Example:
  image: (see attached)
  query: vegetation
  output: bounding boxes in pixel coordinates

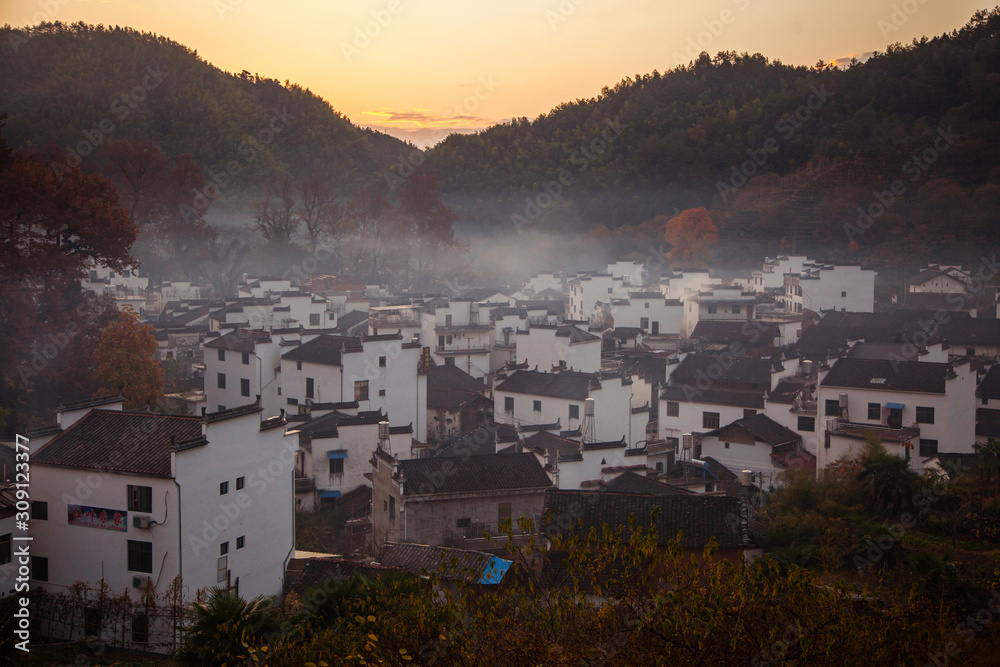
[92,305,164,409]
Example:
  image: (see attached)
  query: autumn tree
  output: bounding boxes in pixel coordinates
[398,169,458,288]
[0,120,137,431]
[663,206,718,265]
[93,306,164,409]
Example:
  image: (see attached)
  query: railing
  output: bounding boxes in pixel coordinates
[370,315,421,329]
[435,344,491,354]
[826,418,920,443]
[446,520,540,544]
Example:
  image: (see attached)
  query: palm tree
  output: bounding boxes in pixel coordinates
[177,589,281,666]
[973,438,1000,484]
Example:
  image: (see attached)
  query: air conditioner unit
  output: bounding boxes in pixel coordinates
[133,515,152,529]
[132,576,152,589]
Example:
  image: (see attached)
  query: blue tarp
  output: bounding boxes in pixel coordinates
[885,402,905,410]
[327,450,348,459]
[478,556,513,585]
[318,490,342,499]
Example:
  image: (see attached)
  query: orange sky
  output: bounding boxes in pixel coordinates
[2,0,992,147]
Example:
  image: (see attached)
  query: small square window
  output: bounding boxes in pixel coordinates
[309,313,320,326]
[31,501,48,521]
[220,481,229,495]
[221,542,229,556]
[329,458,344,475]
[297,361,302,371]
[916,406,935,424]
[379,389,386,397]
[128,485,152,513]
[868,403,881,420]
[825,400,840,417]
[354,380,369,402]
[456,518,471,528]
[241,378,250,397]
[743,409,757,419]
[569,404,580,420]
[217,373,226,389]
[242,352,250,365]
[237,536,245,549]
[919,439,939,457]
[703,412,720,429]
[533,400,542,412]
[127,541,152,573]
[666,401,679,417]
[236,476,245,490]
[732,305,741,314]
[707,305,717,314]
[218,349,225,362]
[504,396,514,414]
[724,442,730,449]
[798,416,815,432]
[379,356,387,367]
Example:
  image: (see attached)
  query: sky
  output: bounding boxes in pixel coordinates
[1,0,992,148]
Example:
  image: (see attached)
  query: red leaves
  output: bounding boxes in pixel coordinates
[663,206,719,264]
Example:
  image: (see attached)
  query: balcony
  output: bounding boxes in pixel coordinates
[370,314,421,329]
[443,520,539,547]
[826,418,920,443]
[436,344,491,355]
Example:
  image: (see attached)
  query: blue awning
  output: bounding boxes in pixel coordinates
[318,490,342,499]
[885,402,905,410]
[478,556,512,585]
[327,450,348,459]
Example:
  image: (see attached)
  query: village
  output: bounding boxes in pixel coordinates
[4,250,999,653]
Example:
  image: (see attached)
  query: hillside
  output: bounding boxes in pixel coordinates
[425,8,1000,256]
[0,22,411,203]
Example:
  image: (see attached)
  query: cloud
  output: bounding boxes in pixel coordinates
[363,124,486,150]
[826,51,875,68]
[361,109,499,130]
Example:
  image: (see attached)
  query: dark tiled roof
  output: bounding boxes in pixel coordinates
[335,310,369,334]
[670,354,772,387]
[821,358,956,394]
[603,471,693,496]
[542,490,750,549]
[59,393,123,412]
[523,431,581,460]
[281,334,364,366]
[495,370,593,400]
[767,380,811,405]
[705,413,800,446]
[690,321,779,344]
[434,425,499,458]
[978,365,1000,400]
[380,543,508,582]
[400,453,552,496]
[202,400,263,424]
[659,385,765,409]
[34,410,203,477]
[901,292,976,312]
[289,558,410,597]
[203,329,271,352]
[427,364,489,411]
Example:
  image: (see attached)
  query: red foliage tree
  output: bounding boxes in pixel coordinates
[663,206,718,265]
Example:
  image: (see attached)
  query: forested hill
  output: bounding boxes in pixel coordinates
[425,8,1000,253]
[0,22,411,198]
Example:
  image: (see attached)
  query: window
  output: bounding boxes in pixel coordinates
[498,502,512,524]
[666,401,679,417]
[916,406,935,424]
[444,357,455,366]
[798,416,816,432]
[703,412,720,429]
[241,378,250,397]
[644,302,650,309]
[841,291,847,297]
[85,608,102,636]
[128,486,152,513]
[354,380,369,402]
[329,458,344,475]
[132,614,149,644]
[31,556,48,581]
[533,400,542,412]
[218,349,225,362]
[287,398,298,406]
[305,378,314,399]
[984,397,989,406]
[607,287,613,294]
[744,409,757,419]
[0,534,9,565]
[919,439,939,457]
[217,556,228,583]
[389,497,396,521]
[825,400,841,417]
[640,317,649,330]
[724,442,730,449]
[379,356,387,367]
[868,402,881,420]
[504,396,514,414]
[31,501,48,521]
[221,481,230,496]
[655,462,663,472]
[242,352,250,365]
[127,541,153,573]
[218,405,226,412]
[967,348,976,358]
[378,389,386,397]
[456,518,471,528]
[707,305,717,314]
[236,476,245,490]
[221,542,229,556]
[445,314,453,327]
[296,361,302,371]
[732,305,741,314]
[309,313,320,326]
[237,536,245,549]
[217,373,226,389]
[569,404,580,420]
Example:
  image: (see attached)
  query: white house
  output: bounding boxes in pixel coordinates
[203,329,282,415]
[29,398,295,617]
[749,255,809,292]
[816,357,976,471]
[567,274,631,322]
[699,413,815,486]
[781,262,876,314]
[607,292,684,336]
[515,324,602,373]
[682,287,757,338]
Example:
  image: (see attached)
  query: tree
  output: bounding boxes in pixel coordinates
[346,187,393,278]
[973,438,1000,485]
[100,139,171,225]
[251,178,300,243]
[92,306,164,409]
[857,437,921,515]
[398,169,458,288]
[0,125,136,431]
[176,590,281,666]
[663,207,718,264]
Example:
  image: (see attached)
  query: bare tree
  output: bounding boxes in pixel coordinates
[297,178,338,252]
[251,178,299,243]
